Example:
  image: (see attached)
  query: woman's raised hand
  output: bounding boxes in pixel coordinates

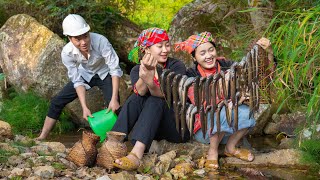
[141,53,157,70]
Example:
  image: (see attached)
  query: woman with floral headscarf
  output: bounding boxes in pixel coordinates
[175,32,271,170]
[111,28,189,170]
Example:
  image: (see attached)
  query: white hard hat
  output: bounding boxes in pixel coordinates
[62,14,90,36]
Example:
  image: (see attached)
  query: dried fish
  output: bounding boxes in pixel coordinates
[166,72,176,106]
[205,75,214,107]
[172,74,182,132]
[234,92,240,131]
[199,105,206,139]
[199,77,207,136]
[193,77,200,113]
[180,103,187,140]
[181,77,195,140]
[189,106,198,138]
[160,69,171,97]
[247,51,254,118]
[220,72,232,127]
[178,76,188,103]
[216,101,224,134]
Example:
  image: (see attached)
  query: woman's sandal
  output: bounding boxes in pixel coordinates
[113,152,141,171]
[224,148,254,162]
[204,159,219,170]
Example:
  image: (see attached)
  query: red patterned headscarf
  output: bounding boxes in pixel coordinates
[174,32,214,54]
[128,27,169,64]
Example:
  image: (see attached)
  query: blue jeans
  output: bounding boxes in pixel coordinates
[194,105,256,144]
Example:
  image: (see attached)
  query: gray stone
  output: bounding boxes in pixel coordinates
[33,165,55,179]
[264,122,278,135]
[41,142,66,153]
[223,149,305,167]
[7,155,23,166]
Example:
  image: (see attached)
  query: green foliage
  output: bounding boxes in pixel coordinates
[300,139,320,169]
[0,0,126,38]
[52,162,66,170]
[0,90,74,136]
[125,0,193,30]
[0,149,17,163]
[266,5,320,122]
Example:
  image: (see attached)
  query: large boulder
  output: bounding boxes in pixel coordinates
[0,14,68,98]
[0,14,132,125]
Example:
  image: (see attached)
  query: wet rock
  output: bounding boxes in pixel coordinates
[14,135,34,146]
[33,165,55,179]
[56,152,67,159]
[41,142,66,153]
[0,168,10,177]
[193,169,205,177]
[223,149,306,167]
[264,122,278,135]
[160,172,173,180]
[96,175,112,180]
[9,167,32,177]
[154,151,177,175]
[20,152,39,159]
[277,111,306,137]
[59,158,77,169]
[251,104,273,135]
[7,155,23,166]
[0,120,13,140]
[26,177,42,180]
[278,138,294,149]
[236,167,266,180]
[0,142,19,154]
[31,144,51,156]
[151,140,208,160]
[139,153,157,172]
[170,162,193,179]
[76,167,93,179]
[135,174,153,180]
[88,167,107,178]
[109,171,135,180]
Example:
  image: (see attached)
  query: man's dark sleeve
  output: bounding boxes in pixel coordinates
[130,65,140,85]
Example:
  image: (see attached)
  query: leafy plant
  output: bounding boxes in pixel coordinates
[0,90,74,136]
[0,149,17,163]
[299,139,320,171]
[125,0,193,30]
[266,5,320,123]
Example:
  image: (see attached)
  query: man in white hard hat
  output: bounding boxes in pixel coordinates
[36,14,123,140]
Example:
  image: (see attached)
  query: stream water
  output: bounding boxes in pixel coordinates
[48,132,319,180]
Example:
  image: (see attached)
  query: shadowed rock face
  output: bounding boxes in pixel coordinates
[168,0,253,67]
[0,14,132,125]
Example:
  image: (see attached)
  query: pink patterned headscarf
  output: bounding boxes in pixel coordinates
[128,28,169,63]
[174,32,214,54]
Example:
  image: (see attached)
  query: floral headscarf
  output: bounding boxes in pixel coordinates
[174,32,214,54]
[128,27,169,64]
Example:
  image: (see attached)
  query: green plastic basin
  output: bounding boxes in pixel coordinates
[88,110,117,142]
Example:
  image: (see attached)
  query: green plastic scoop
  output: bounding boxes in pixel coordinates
[88,109,117,142]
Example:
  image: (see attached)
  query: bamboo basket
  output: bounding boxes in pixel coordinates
[66,130,100,167]
[96,131,127,170]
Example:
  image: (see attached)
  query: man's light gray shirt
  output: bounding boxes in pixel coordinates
[61,32,123,89]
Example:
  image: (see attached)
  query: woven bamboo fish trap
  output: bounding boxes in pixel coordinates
[257,45,274,104]
[66,130,100,167]
[96,131,127,170]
